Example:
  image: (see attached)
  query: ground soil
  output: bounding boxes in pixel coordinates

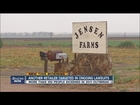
[0,67,116,92]
[1,37,139,92]
[1,63,139,92]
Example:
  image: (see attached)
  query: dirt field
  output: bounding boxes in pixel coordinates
[0,67,119,92]
[0,37,140,92]
[1,63,139,92]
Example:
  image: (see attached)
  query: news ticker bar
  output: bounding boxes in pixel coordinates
[11,76,114,84]
[25,80,113,84]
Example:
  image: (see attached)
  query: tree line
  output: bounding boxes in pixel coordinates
[1,32,54,37]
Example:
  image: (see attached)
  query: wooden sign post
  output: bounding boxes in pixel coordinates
[44,57,48,72]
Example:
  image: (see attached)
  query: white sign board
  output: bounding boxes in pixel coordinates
[72,21,107,53]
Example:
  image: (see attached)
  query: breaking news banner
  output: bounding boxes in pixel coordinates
[10,75,114,84]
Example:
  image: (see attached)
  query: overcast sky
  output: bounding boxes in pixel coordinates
[0,13,139,33]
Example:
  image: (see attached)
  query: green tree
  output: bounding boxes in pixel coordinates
[0,38,3,48]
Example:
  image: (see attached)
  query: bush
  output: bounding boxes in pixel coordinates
[38,43,43,46]
[0,38,3,48]
[117,41,135,48]
[136,45,140,48]
[134,66,140,70]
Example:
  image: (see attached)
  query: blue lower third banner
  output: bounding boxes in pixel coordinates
[11,76,25,84]
[10,76,114,84]
[25,76,114,84]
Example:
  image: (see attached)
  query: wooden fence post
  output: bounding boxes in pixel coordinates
[44,57,48,72]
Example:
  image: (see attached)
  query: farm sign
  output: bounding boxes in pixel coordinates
[72,21,107,53]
